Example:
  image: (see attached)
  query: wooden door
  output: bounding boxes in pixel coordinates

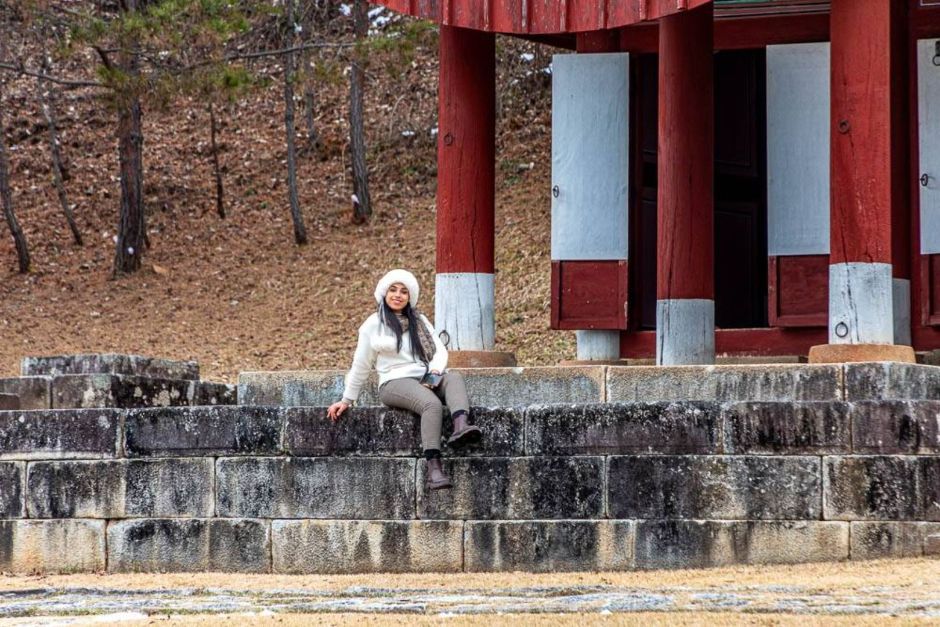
[632,50,768,330]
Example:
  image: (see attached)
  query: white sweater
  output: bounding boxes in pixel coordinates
[341,312,448,403]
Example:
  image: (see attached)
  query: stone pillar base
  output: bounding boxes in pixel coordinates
[808,343,916,364]
[447,351,517,368]
[560,359,634,366]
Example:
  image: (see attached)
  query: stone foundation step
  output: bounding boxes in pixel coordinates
[238,362,940,407]
[1,518,938,574]
[3,400,940,459]
[0,374,235,410]
[2,401,940,574]
[22,353,199,380]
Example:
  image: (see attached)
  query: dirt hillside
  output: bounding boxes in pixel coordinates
[0,9,575,382]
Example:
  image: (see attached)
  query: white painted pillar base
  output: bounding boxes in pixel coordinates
[434,273,495,351]
[656,299,715,366]
[828,262,894,344]
[575,330,621,361]
[892,278,912,346]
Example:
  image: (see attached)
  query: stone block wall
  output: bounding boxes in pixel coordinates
[239,362,940,407]
[1,401,939,574]
[0,354,235,410]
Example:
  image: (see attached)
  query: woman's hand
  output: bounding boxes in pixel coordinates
[327,401,350,422]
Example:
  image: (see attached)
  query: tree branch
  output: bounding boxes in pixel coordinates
[0,62,102,89]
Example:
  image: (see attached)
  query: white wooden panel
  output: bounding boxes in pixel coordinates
[767,42,830,257]
[918,39,940,254]
[551,53,630,261]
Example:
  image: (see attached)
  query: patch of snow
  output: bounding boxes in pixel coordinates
[520,53,535,62]
[401,130,416,137]
[339,3,351,16]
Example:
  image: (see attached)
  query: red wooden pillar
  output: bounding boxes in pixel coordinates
[435,26,501,357]
[823,0,910,357]
[656,4,715,365]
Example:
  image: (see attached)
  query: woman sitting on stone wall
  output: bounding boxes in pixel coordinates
[327,269,483,490]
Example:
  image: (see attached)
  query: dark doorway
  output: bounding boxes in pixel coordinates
[630,50,769,330]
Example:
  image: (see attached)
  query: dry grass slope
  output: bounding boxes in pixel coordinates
[0,14,575,382]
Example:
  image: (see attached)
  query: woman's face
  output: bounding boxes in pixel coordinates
[385,282,410,312]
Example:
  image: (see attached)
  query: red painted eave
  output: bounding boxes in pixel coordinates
[375,0,714,35]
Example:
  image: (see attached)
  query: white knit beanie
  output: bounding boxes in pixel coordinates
[374,269,420,307]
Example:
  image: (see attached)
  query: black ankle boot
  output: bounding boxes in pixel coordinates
[447,413,482,449]
[426,457,453,490]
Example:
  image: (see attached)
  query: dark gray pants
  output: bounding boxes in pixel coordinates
[378,371,470,451]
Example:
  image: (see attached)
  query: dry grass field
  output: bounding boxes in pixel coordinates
[1,559,938,624]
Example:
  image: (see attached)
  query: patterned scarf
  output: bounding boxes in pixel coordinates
[395,312,436,364]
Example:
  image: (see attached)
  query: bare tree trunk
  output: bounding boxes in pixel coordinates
[111,0,146,275]
[0,84,30,273]
[39,54,82,245]
[349,0,372,224]
[112,95,144,275]
[208,102,225,219]
[283,0,308,245]
[303,57,320,154]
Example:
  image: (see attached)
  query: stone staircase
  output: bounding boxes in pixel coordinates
[1,355,939,574]
[0,354,236,410]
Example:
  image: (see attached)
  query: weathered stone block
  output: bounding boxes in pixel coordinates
[724,402,852,454]
[417,457,604,520]
[743,521,849,565]
[607,364,843,403]
[844,363,940,400]
[852,401,940,454]
[633,520,738,570]
[125,406,281,457]
[0,520,105,574]
[51,374,198,409]
[0,377,50,410]
[23,353,199,380]
[238,370,380,407]
[464,520,635,572]
[0,393,19,410]
[195,382,237,406]
[526,402,723,456]
[0,409,120,460]
[27,459,214,518]
[0,462,24,518]
[920,457,940,521]
[238,367,606,408]
[461,367,606,406]
[824,456,920,520]
[272,520,462,574]
[927,534,940,556]
[609,456,821,520]
[108,519,269,573]
[285,406,419,456]
[634,520,848,570]
[850,522,940,559]
[216,457,415,519]
[442,408,524,457]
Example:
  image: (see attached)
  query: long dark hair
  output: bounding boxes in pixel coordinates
[379,301,429,364]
